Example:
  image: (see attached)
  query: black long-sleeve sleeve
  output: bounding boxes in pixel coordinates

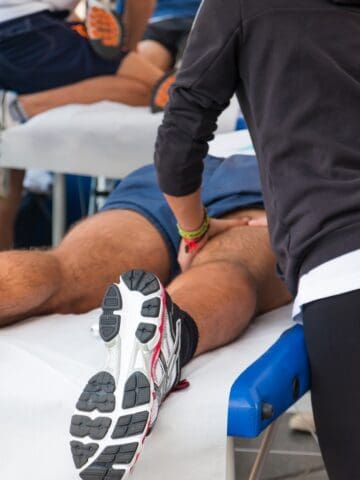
[154,0,243,196]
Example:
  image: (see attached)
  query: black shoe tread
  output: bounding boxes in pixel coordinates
[71,441,99,469]
[100,285,122,342]
[135,322,157,343]
[122,270,160,295]
[122,372,150,409]
[79,443,138,480]
[77,372,116,413]
[71,415,112,440]
[141,298,161,317]
[112,411,149,439]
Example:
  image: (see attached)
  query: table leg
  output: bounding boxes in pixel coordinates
[52,173,66,246]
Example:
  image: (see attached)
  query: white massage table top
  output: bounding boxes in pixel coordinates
[0,99,249,178]
[0,304,292,480]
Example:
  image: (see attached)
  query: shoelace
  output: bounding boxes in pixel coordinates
[163,379,190,403]
[172,379,190,391]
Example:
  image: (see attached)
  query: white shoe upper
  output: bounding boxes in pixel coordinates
[0,90,27,130]
[70,271,183,480]
[151,301,182,424]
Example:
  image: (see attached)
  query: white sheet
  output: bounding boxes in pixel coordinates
[0,101,278,480]
[0,304,292,480]
[0,99,241,178]
[209,130,255,158]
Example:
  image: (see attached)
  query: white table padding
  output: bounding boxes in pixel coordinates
[0,304,292,480]
[209,130,255,158]
[0,99,240,178]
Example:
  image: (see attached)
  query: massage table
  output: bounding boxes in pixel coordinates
[227,324,311,480]
[0,99,240,244]
[0,107,312,479]
[0,303,297,480]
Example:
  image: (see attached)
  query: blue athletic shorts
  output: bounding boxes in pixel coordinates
[102,154,264,274]
[0,11,122,94]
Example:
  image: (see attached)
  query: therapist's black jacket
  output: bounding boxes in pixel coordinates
[154,0,360,295]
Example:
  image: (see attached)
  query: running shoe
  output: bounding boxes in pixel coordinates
[0,90,27,197]
[288,412,316,435]
[70,269,183,480]
[86,0,125,61]
[0,90,27,131]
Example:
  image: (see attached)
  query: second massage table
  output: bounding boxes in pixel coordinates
[0,99,242,244]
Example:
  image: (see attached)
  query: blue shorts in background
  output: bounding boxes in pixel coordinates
[102,154,264,275]
[0,11,122,94]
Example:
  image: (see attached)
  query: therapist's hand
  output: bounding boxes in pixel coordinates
[248,214,268,227]
[178,217,250,272]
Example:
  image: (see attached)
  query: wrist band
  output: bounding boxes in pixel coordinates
[177,209,210,240]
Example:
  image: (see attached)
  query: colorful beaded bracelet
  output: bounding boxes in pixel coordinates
[177,209,210,240]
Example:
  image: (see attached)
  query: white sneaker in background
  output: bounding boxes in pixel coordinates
[0,90,28,198]
[0,90,27,130]
[289,412,316,434]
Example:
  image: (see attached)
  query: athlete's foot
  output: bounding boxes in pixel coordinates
[150,70,176,113]
[86,0,125,61]
[70,269,184,480]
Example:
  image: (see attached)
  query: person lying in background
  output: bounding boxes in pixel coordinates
[137,0,200,70]
[0,0,176,250]
[0,151,291,478]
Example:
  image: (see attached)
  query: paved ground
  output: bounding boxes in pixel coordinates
[234,413,328,479]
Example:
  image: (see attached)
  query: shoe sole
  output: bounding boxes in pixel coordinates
[70,270,166,480]
[86,0,124,61]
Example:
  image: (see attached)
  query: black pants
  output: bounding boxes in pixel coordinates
[303,290,360,479]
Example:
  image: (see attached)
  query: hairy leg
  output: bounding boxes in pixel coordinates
[20,52,165,118]
[0,169,24,251]
[0,210,171,326]
[168,208,292,355]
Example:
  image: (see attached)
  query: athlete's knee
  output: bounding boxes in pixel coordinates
[191,257,257,307]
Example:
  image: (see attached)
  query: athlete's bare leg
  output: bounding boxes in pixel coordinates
[168,209,291,355]
[0,207,291,357]
[0,169,25,251]
[0,210,171,325]
[19,52,165,118]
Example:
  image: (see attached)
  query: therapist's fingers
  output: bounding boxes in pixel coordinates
[207,217,250,239]
[248,215,268,227]
[178,235,208,272]
[178,217,250,272]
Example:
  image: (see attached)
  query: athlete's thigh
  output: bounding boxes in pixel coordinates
[55,209,172,286]
[192,208,292,313]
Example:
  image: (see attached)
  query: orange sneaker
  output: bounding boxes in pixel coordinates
[86,0,125,61]
[150,70,177,113]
